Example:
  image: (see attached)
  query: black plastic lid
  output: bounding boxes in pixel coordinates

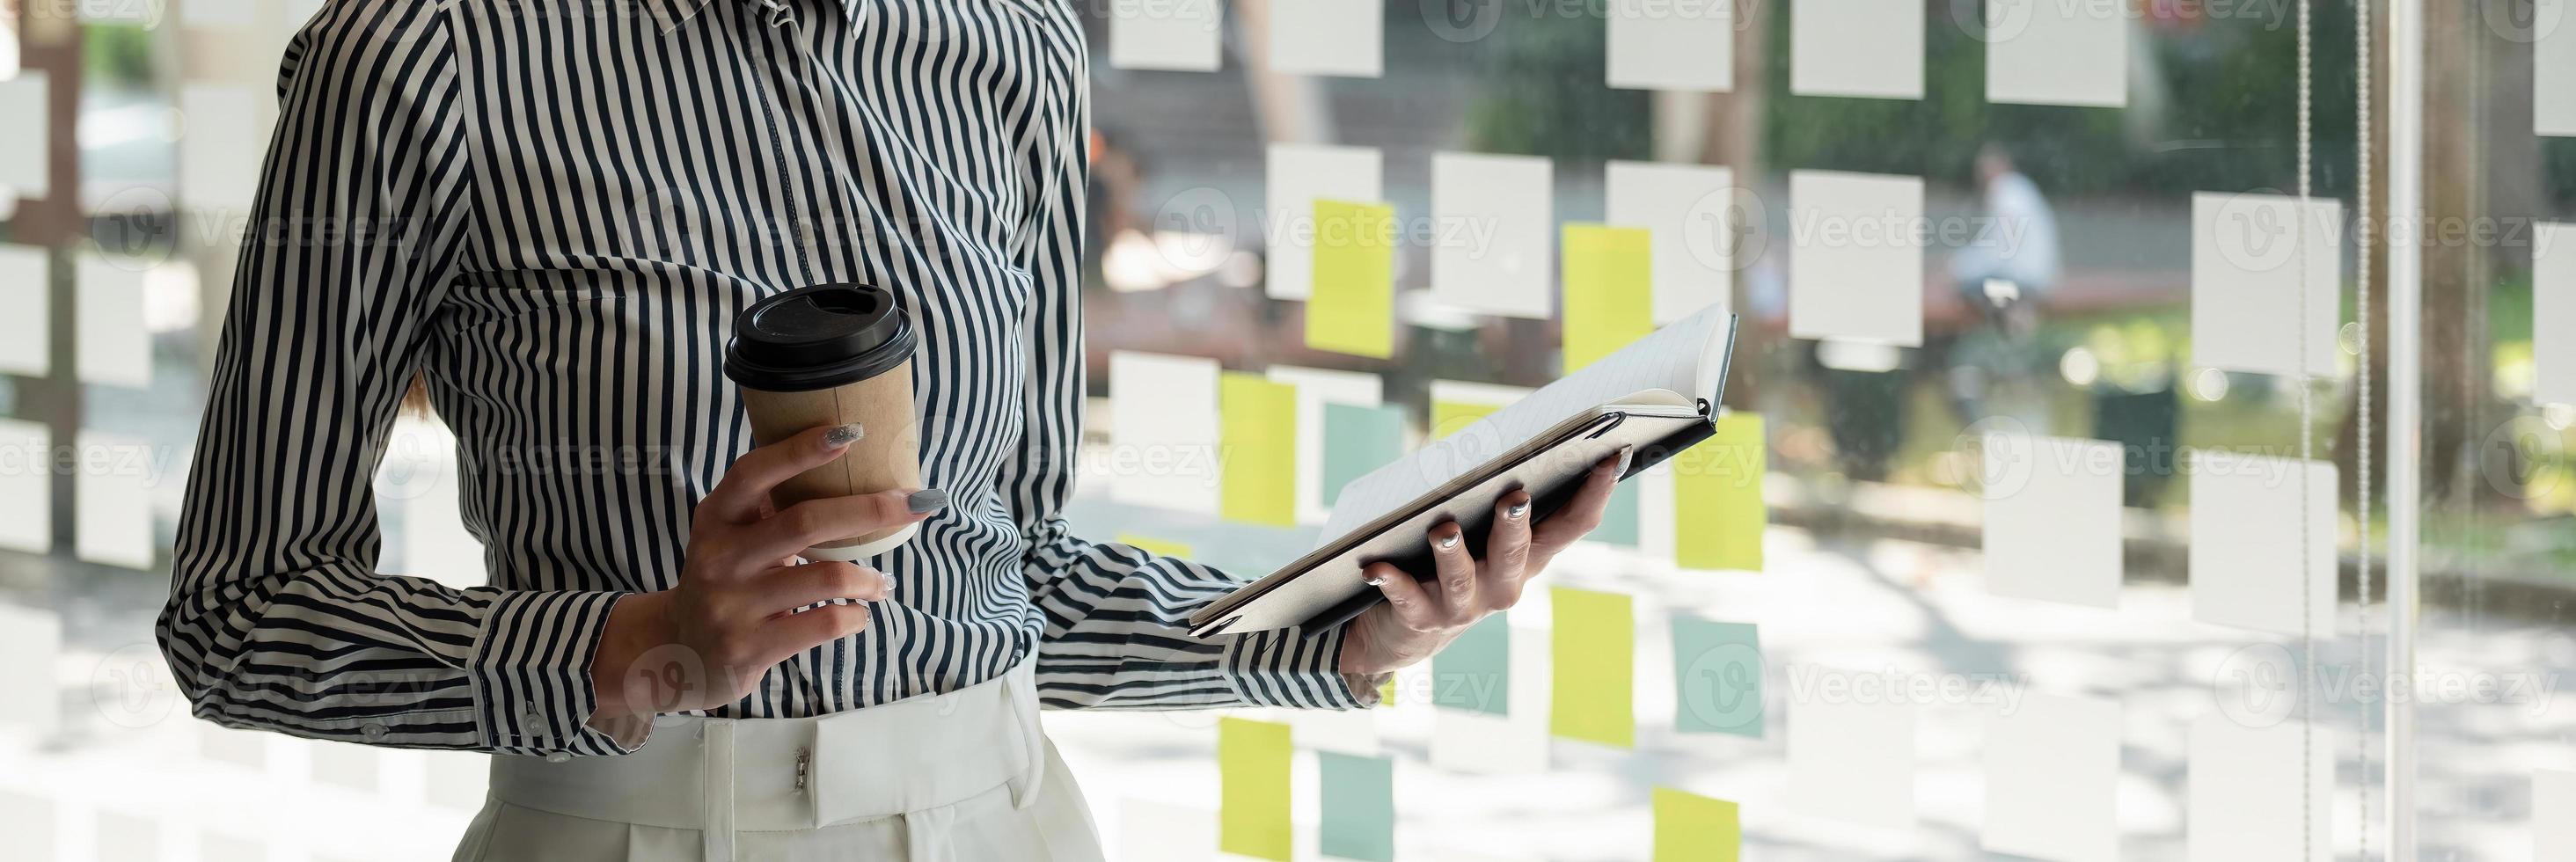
[723,283,918,391]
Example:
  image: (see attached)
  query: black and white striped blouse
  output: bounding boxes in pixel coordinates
[157,0,1356,758]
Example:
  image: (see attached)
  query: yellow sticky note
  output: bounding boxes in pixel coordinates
[1676,413,1765,572]
[1549,586,1635,748]
[1116,534,1194,559]
[1561,223,1654,370]
[1218,717,1294,861]
[1306,200,1397,359]
[1220,372,1298,527]
[1653,787,1742,862]
[1430,399,1500,440]
[1379,676,1398,706]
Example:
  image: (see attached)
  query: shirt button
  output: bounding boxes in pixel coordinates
[523,706,543,721]
[362,724,388,741]
[545,752,571,763]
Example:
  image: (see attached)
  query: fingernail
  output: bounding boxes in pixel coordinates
[879,571,900,594]
[1365,574,1386,587]
[1614,445,1636,476]
[906,488,949,514]
[1505,497,1530,521]
[824,423,865,448]
[1435,530,1460,551]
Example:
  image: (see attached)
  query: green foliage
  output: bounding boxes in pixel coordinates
[1458,11,1653,162]
[83,24,159,89]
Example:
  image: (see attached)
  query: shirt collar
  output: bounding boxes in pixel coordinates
[642,0,863,34]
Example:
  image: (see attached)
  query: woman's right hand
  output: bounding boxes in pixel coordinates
[587,424,933,728]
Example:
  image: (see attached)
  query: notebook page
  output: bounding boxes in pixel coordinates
[1319,303,1735,543]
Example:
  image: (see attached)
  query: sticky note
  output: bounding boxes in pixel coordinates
[1218,717,1293,861]
[1320,403,1406,509]
[1318,752,1396,862]
[1266,144,1382,300]
[1117,534,1195,559]
[77,255,152,388]
[1790,0,1923,99]
[2190,192,2341,377]
[1431,399,1500,441]
[1549,587,1634,748]
[0,72,49,201]
[1651,787,1741,862]
[2542,0,2576,135]
[1672,617,1761,737]
[2537,770,2576,858]
[2187,715,2331,862]
[96,812,159,862]
[1605,161,1738,325]
[1109,351,1221,512]
[0,602,62,738]
[1608,0,1733,91]
[200,833,267,862]
[1981,434,2123,608]
[0,420,49,555]
[1431,152,1553,318]
[0,245,48,376]
[77,432,155,570]
[1561,224,1654,370]
[1785,687,1915,830]
[2535,223,2574,405]
[1982,692,2120,862]
[1307,200,1397,359]
[1674,413,1764,572]
[1109,0,1221,71]
[1789,171,1925,347]
[1220,372,1299,527]
[1431,619,1550,773]
[181,85,266,212]
[1269,365,1387,522]
[0,793,55,862]
[1986,0,2128,106]
[1432,613,1511,715]
[1592,481,1641,547]
[2187,450,2337,638]
[1268,0,1381,77]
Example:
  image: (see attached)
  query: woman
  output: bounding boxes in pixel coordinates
[157,0,1621,859]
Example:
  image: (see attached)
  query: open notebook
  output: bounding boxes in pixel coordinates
[1185,304,1741,637]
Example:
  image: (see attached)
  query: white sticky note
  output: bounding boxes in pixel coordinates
[0,793,54,862]
[1983,691,2119,862]
[2190,192,2340,378]
[0,602,62,738]
[0,420,49,554]
[1785,679,1915,831]
[2188,715,2331,862]
[1109,0,1220,71]
[181,84,267,213]
[1982,435,2122,609]
[2536,223,2575,406]
[1607,0,1733,91]
[2541,0,2576,136]
[0,71,49,201]
[1109,351,1221,512]
[76,431,157,570]
[1985,0,2128,107]
[1264,365,1385,526]
[1430,152,1552,319]
[1118,798,1217,862]
[2537,770,2576,858]
[1606,161,1738,324]
[312,740,381,792]
[200,832,269,862]
[1264,143,1383,300]
[76,256,151,388]
[1789,170,1924,347]
[0,245,47,376]
[97,812,159,862]
[1790,0,1922,99]
[1268,0,1380,77]
[2188,451,2337,639]
[183,0,258,29]
[1428,620,1550,774]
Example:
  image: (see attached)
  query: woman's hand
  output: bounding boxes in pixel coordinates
[588,425,935,727]
[1338,448,1632,680]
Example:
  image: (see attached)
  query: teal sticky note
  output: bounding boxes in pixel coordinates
[1318,752,1396,862]
[1321,402,1407,507]
[1591,480,1641,547]
[1431,614,1510,715]
[1672,617,1763,737]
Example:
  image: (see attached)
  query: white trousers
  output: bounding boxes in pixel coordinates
[453,663,1104,862]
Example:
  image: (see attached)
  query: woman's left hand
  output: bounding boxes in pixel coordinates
[1338,448,1632,680]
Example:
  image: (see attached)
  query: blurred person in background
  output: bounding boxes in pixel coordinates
[1944,143,2062,433]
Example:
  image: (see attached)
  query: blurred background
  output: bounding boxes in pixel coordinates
[0,0,2572,859]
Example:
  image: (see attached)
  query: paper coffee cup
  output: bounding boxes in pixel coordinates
[723,284,925,561]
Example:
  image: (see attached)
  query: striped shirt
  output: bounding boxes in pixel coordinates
[157,0,1357,758]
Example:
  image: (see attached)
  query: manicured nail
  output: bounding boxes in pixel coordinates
[1365,574,1386,587]
[824,423,865,448]
[878,571,899,594]
[906,488,949,514]
[1435,530,1460,551]
[1505,497,1530,521]
[1614,445,1636,476]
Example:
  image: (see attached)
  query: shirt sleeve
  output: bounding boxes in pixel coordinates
[995,10,1363,712]
[156,0,634,756]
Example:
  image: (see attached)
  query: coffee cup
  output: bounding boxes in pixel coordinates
[723,283,924,561]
